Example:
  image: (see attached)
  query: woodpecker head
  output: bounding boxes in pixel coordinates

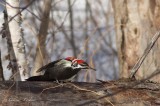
[71,59,96,71]
[64,57,76,62]
[57,57,76,68]
[59,57,96,71]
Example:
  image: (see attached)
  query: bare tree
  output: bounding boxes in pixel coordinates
[112,0,160,82]
[5,0,29,81]
[0,0,118,81]
[31,0,52,76]
[68,0,77,57]
[2,10,20,80]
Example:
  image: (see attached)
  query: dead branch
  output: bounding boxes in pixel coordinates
[130,31,160,78]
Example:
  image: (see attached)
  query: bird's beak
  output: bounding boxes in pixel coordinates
[81,66,96,71]
[88,66,96,71]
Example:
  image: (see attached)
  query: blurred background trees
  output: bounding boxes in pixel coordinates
[112,0,160,82]
[0,0,118,81]
[0,0,159,82]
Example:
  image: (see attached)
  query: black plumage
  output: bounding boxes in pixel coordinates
[26,59,80,81]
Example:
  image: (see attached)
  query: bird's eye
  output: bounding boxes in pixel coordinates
[72,61,78,67]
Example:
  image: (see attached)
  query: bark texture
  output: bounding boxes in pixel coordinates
[112,0,160,82]
[0,50,4,81]
[32,0,52,76]
[3,10,20,81]
[6,0,29,81]
[0,80,160,106]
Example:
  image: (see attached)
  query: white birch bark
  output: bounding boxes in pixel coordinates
[6,0,29,81]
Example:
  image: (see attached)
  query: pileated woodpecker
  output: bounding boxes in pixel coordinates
[26,57,95,81]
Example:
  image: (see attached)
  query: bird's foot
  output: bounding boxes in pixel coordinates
[55,80,64,87]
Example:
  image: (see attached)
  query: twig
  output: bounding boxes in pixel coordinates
[2,82,15,103]
[130,31,160,78]
[40,83,66,95]
[54,0,76,32]
[39,82,114,106]
[67,83,114,106]
[4,0,35,22]
[79,69,160,106]
[0,0,35,35]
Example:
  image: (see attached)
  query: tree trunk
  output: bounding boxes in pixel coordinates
[0,80,160,106]
[68,0,77,57]
[112,0,160,82]
[6,0,29,81]
[31,0,52,76]
[3,10,20,81]
[0,50,4,81]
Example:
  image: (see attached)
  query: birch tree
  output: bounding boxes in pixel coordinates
[6,0,29,81]
[0,50,4,81]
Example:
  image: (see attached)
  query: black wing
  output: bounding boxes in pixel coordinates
[36,59,62,72]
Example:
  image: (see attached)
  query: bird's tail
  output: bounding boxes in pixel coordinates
[26,75,46,81]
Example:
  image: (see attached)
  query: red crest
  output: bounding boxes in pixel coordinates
[65,57,76,61]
